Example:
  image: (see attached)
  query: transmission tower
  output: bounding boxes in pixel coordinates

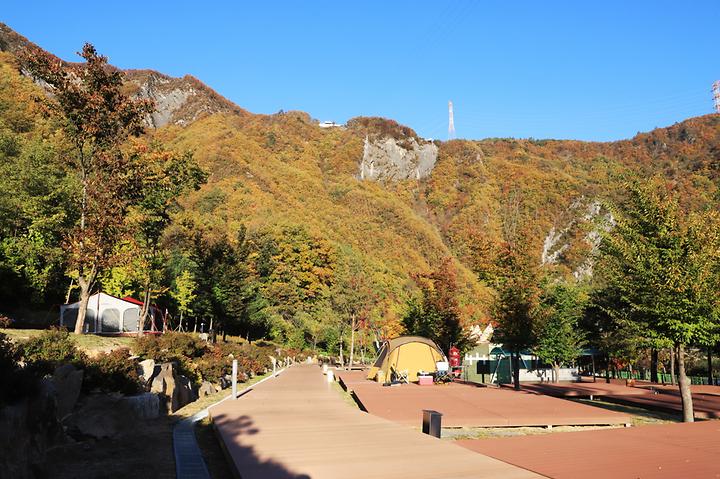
[713,81,720,113]
[448,101,455,140]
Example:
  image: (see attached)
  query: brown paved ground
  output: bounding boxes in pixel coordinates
[209,365,541,479]
[503,379,720,419]
[603,392,720,419]
[635,383,720,396]
[457,420,720,479]
[337,370,631,427]
[516,379,651,398]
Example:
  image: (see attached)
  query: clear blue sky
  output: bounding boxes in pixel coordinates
[3,1,719,141]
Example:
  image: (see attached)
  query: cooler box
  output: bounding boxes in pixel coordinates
[418,375,433,386]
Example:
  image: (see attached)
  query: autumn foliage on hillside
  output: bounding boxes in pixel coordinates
[1,37,720,355]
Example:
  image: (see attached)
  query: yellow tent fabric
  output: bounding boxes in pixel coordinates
[367,336,447,383]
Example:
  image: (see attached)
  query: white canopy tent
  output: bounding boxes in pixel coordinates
[60,292,162,334]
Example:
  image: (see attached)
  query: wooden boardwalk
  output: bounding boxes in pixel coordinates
[209,365,540,479]
[338,370,631,428]
[457,420,720,479]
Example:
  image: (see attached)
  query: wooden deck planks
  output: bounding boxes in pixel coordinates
[209,365,541,479]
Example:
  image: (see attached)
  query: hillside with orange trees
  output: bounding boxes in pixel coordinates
[1,22,719,340]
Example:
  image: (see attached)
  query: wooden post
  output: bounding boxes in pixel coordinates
[232,359,238,399]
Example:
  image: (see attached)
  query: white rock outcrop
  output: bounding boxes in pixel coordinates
[359,136,438,181]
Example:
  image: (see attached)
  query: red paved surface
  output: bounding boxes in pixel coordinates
[337,370,631,427]
[502,379,720,419]
[457,420,720,479]
[603,392,720,419]
[209,365,540,479]
[516,379,651,398]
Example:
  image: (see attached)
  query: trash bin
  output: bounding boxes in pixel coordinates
[422,409,442,438]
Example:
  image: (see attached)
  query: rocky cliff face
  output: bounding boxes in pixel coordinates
[541,198,614,279]
[0,23,241,129]
[358,135,438,181]
[124,70,242,128]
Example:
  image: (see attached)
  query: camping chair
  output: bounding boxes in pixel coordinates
[435,361,451,383]
[391,366,409,384]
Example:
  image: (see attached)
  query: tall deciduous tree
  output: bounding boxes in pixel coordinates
[535,281,586,382]
[492,241,542,390]
[402,258,470,354]
[599,178,720,422]
[129,144,206,335]
[22,44,153,334]
[170,269,197,328]
[331,248,376,369]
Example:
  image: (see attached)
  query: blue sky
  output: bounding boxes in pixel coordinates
[3,1,719,141]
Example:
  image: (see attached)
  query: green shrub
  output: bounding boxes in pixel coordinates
[195,341,269,384]
[83,348,142,395]
[0,333,37,405]
[133,332,206,361]
[132,333,206,385]
[20,328,86,375]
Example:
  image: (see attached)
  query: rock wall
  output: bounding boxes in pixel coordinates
[358,136,438,181]
[541,198,614,279]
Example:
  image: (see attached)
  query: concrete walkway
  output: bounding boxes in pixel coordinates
[209,365,541,479]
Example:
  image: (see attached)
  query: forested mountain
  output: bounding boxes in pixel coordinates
[1,23,718,341]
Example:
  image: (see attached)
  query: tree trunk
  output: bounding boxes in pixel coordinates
[591,354,596,383]
[605,354,611,384]
[708,348,713,386]
[65,278,75,304]
[137,278,151,337]
[670,347,676,385]
[553,363,561,384]
[74,277,91,334]
[650,348,658,383]
[512,352,521,391]
[339,335,344,368]
[348,315,356,371]
[676,344,694,423]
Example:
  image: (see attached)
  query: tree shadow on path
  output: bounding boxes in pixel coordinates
[213,413,311,479]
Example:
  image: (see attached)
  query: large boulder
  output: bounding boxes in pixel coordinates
[198,381,215,398]
[137,358,156,388]
[66,394,134,440]
[52,364,84,421]
[122,392,160,419]
[0,379,62,479]
[176,375,197,410]
[150,363,177,412]
[149,362,196,412]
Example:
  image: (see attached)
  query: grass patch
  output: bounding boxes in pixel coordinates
[173,371,272,421]
[330,371,363,409]
[444,424,623,440]
[1,328,134,354]
[195,417,234,479]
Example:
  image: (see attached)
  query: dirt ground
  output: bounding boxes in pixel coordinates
[44,417,175,479]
